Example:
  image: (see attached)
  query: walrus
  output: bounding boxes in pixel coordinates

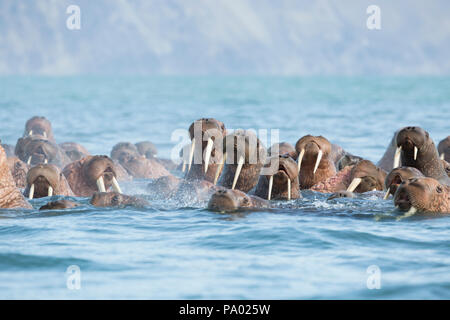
[23,116,54,141]
[184,118,227,183]
[62,155,122,197]
[15,136,69,168]
[40,200,79,210]
[0,146,32,209]
[24,164,74,199]
[59,142,90,162]
[295,135,336,189]
[217,130,266,193]
[311,160,386,194]
[337,154,364,171]
[7,157,28,188]
[393,127,450,185]
[90,192,149,208]
[110,142,140,160]
[394,177,449,214]
[254,155,301,200]
[438,136,449,162]
[135,141,157,159]
[207,189,272,213]
[383,166,424,199]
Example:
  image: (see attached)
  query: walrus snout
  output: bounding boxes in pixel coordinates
[207,189,241,212]
[24,116,53,140]
[25,164,61,199]
[83,155,121,193]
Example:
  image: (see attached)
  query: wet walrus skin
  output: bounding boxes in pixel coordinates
[90,192,149,208]
[394,127,450,185]
[438,136,449,162]
[40,200,79,210]
[63,155,122,197]
[184,118,227,183]
[217,130,266,193]
[384,166,424,198]
[295,135,336,189]
[394,177,450,214]
[7,157,28,188]
[254,155,301,200]
[207,189,271,213]
[0,146,32,209]
[24,164,74,199]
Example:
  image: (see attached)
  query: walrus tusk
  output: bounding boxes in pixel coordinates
[397,206,418,221]
[181,160,186,172]
[440,153,444,160]
[204,138,213,174]
[44,158,48,164]
[231,156,244,190]
[313,149,323,175]
[48,186,53,197]
[383,188,391,200]
[347,177,362,192]
[28,130,33,136]
[29,184,35,200]
[214,152,226,185]
[27,156,32,165]
[393,146,402,169]
[96,176,106,193]
[287,179,291,201]
[414,146,418,161]
[111,177,122,193]
[187,139,195,173]
[267,175,273,200]
[297,148,305,174]
[43,131,47,138]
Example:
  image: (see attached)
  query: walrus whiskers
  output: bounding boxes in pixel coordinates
[111,177,122,193]
[48,186,53,197]
[96,176,106,193]
[267,175,273,200]
[187,139,195,173]
[383,187,390,200]
[297,148,305,173]
[347,177,362,192]
[204,138,213,174]
[29,184,35,200]
[313,149,323,175]
[393,146,402,168]
[213,152,226,185]
[231,156,244,190]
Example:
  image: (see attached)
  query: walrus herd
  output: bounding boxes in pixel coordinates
[0,116,449,215]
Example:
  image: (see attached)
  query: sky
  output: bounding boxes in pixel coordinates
[0,0,449,75]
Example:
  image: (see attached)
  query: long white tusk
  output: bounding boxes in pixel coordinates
[267,175,273,200]
[181,160,186,172]
[204,138,213,174]
[214,152,226,185]
[28,130,33,136]
[287,179,291,201]
[44,158,48,164]
[440,153,444,160]
[43,131,47,138]
[27,156,32,165]
[383,187,391,200]
[187,139,195,173]
[313,149,323,175]
[297,149,305,174]
[232,156,244,190]
[397,206,418,221]
[29,184,35,200]
[414,146,418,161]
[111,176,122,193]
[96,176,106,193]
[393,146,402,169]
[347,177,362,192]
[48,186,53,197]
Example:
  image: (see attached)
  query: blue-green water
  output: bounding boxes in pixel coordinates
[0,76,449,299]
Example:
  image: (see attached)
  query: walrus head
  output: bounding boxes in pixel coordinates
[82,156,122,194]
[295,135,335,189]
[384,166,424,199]
[25,164,61,199]
[110,142,140,161]
[207,189,253,212]
[256,155,300,200]
[394,126,431,168]
[394,177,450,214]
[135,141,158,159]
[438,136,450,162]
[346,160,386,193]
[90,192,149,207]
[185,118,227,181]
[217,130,266,192]
[24,116,53,140]
[337,154,364,171]
[59,142,90,162]
[16,137,65,167]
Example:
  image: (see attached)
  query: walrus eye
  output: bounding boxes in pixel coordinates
[436,186,443,194]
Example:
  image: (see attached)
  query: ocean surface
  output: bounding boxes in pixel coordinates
[0,76,449,299]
